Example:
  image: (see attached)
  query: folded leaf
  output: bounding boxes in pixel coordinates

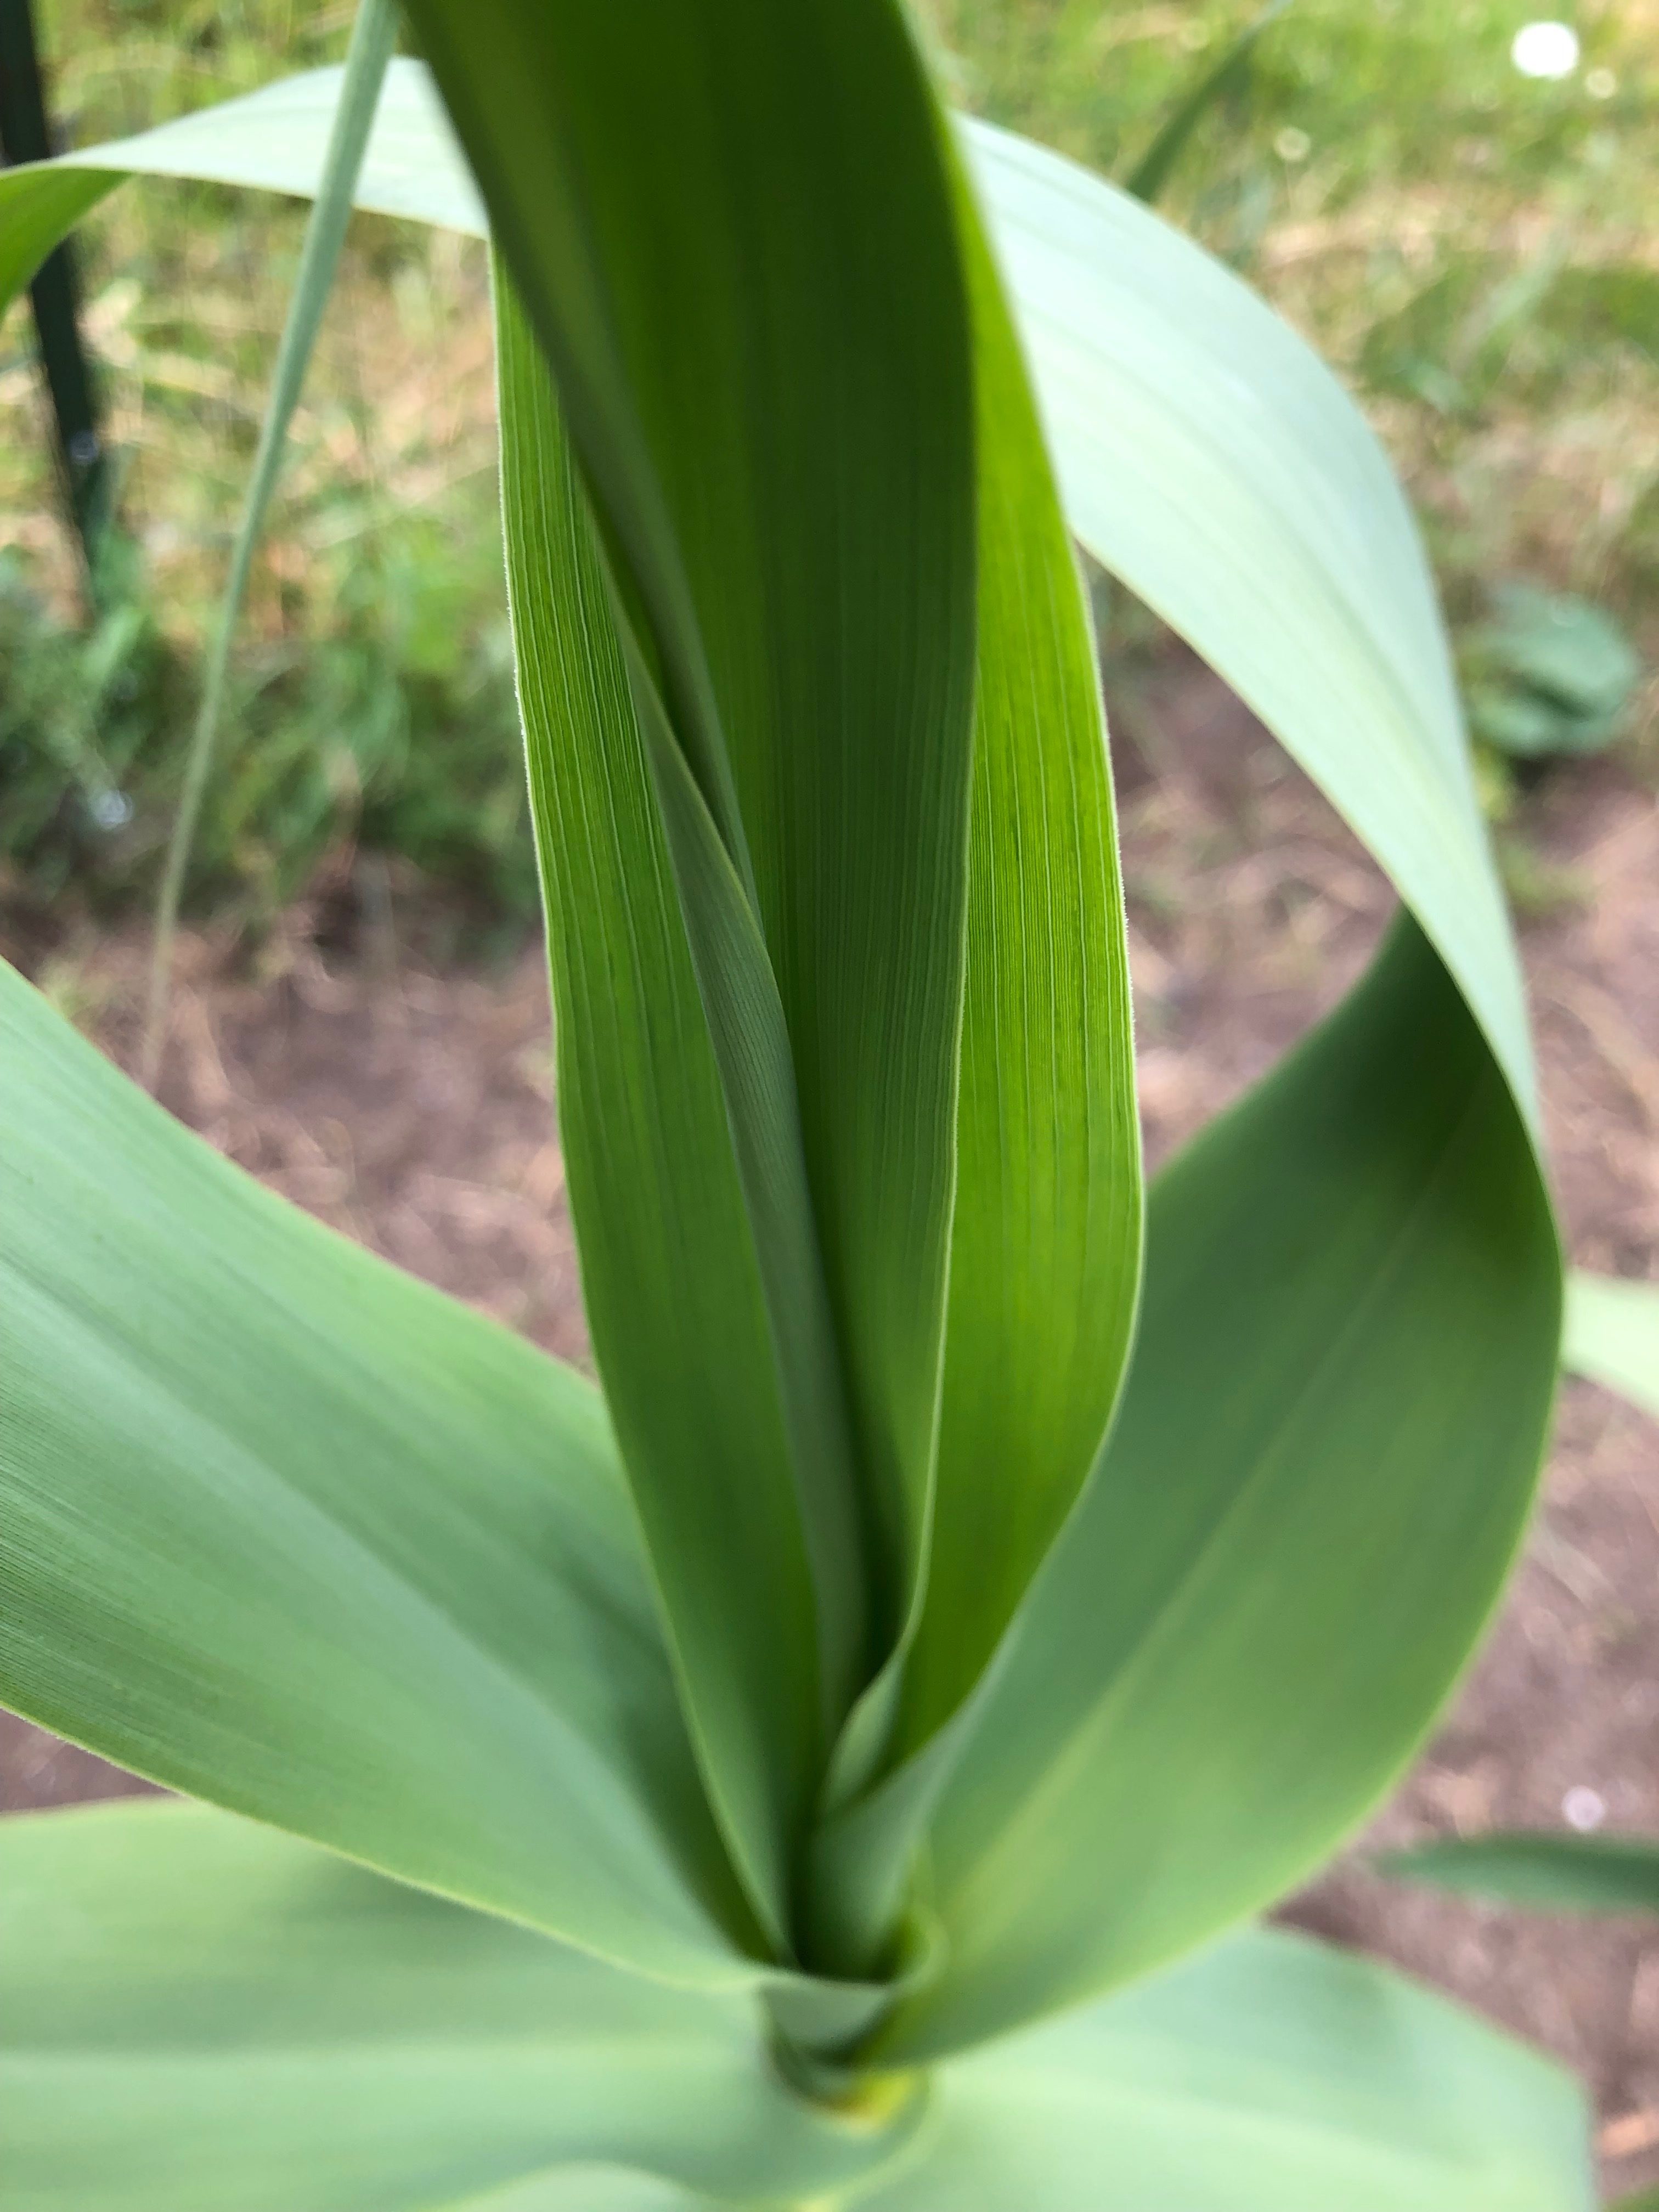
[0,960,754,1988]
[907,170,1142,1757]
[433,0,980,1939]
[1563,1270,1659,1421]
[883,921,1560,2059]
[0,1800,922,2212]
[804,171,1142,1974]
[858,1925,1592,2211]
[1384,1831,1659,1917]
[496,278,837,1949]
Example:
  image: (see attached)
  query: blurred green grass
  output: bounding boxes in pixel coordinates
[1,0,1655,936]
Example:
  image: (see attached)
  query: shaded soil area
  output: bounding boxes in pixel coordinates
[4,653,1656,2190]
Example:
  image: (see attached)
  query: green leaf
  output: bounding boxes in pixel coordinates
[1564,1270,1659,1421]
[1383,1831,1659,1917]
[858,1926,1592,2212]
[0,958,758,1988]
[881,921,1560,2060]
[437,0,979,1941]
[0,1799,921,2212]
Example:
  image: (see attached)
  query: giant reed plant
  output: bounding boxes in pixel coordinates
[2,3,1654,2205]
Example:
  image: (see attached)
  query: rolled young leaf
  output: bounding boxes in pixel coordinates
[433,0,981,1945]
[1383,1831,1659,1917]
[412,0,978,1640]
[0,1799,923,2212]
[882,919,1561,2060]
[0,958,755,1989]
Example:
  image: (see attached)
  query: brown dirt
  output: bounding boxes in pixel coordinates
[3,654,1655,2192]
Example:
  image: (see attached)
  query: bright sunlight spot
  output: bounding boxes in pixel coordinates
[1510,21,1581,78]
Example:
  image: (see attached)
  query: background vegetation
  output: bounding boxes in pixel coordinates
[2,0,1655,935]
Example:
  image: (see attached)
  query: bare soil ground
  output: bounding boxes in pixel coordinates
[4,653,1655,2193]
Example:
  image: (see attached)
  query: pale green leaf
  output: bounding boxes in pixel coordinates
[1563,1269,1659,1421]
[883,922,1560,2059]
[0,1799,920,2212]
[859,1926,1592,2211]
[963,119,1537,1128]
[0,64,1535,1139]
[3,1803,1588,2212]
[0,958,757,1988]
[1384,1831,1659,1917]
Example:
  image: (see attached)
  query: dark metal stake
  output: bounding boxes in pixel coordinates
[0,0,110,567]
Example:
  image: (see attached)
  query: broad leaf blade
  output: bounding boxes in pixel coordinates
[0,1801,921,2212]
[0,960,753,1987]
[1384,1831,1659,1917]
[1563,1270,1659,1420]
[883,922,1560,2059]
[860,1927,1592,2211]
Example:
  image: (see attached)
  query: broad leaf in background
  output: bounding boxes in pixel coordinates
[1462,584,1641,762]
[0,1801,921,2212]
[883,920,1560,2059]
[2,1804,1589,2212]
[0,959,759,1989]
[859,1927,1591,2212]
[1564,1269,1659,1421]
[0,61,1535,1126]
[962,118,1537,1127]
[1384,1831,1659,1917]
